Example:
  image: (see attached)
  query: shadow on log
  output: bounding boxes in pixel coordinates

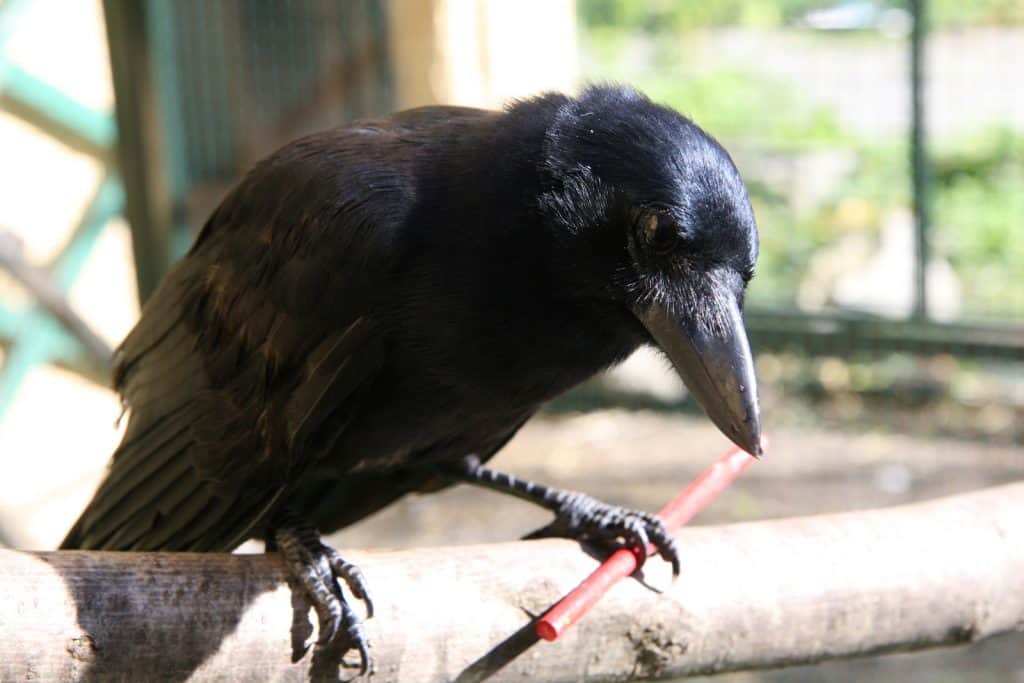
[1,483,1022,682]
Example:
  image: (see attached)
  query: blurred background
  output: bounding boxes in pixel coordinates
[0,0,1021,679]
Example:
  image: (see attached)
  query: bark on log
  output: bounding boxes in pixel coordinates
[1,483,1022,682]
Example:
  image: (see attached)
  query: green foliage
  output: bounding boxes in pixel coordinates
[835,142,911,210]
[578,2,1024,319]
[641,68,847,147]
[579,0,835,31]
[579,0,1024,30]
[747,130,1024,317]
[744,200,828,305]
[931,128,1024,315]
[581,32,846,147]
[885,0,1024,27]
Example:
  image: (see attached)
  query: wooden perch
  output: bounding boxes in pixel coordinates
[2,483,1022,682]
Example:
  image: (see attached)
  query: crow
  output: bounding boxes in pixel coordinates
[61,84,761,673]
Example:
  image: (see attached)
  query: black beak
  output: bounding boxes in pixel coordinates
[634,296,762,456]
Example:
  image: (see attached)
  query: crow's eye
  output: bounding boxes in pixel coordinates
[639,213,680,254]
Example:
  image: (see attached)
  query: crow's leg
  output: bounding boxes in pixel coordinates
[266,509,374,675]
[444,456,680,575]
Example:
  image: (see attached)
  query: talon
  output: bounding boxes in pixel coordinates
[356,636,371,676]
[339,594,371,675]
[273,515,374,674]
[648,522,682,576]
[537,493,680,575]
[328,548,375,618]
[316,607,341,648]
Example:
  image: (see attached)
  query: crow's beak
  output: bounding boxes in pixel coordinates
[634,296,762,456]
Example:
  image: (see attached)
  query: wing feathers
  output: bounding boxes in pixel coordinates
[61,114,431,551]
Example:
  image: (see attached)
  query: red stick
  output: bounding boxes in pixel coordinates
[536,442,759,641]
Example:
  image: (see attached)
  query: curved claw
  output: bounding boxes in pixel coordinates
[337,587,372,676]
[644,518,681,576]
[538,492,682,576]
[327,547,375,619]
[314,599,343,648]
[355,635,371,676]
[274,522,374,675]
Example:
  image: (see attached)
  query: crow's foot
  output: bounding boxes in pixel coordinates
[444,457,680,576]
[270,512,374,677]
[525,492,680,575]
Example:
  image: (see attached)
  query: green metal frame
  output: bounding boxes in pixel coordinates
[0,0,123,418]
[0,177,123,415]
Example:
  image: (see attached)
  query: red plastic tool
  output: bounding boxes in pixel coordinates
[536,441,760,641]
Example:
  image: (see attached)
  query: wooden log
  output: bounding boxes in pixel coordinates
[1,483,1022,682]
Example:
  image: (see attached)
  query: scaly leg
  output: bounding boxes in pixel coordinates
[444,455,680,574]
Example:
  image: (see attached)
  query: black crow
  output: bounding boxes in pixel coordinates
[62,84,761,672]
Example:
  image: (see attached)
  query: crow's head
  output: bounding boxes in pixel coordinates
[538,85,761,455]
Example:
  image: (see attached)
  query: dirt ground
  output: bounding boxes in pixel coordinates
[330,409,1024,682]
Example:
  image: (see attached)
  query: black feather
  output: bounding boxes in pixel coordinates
[63,85,760,552]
